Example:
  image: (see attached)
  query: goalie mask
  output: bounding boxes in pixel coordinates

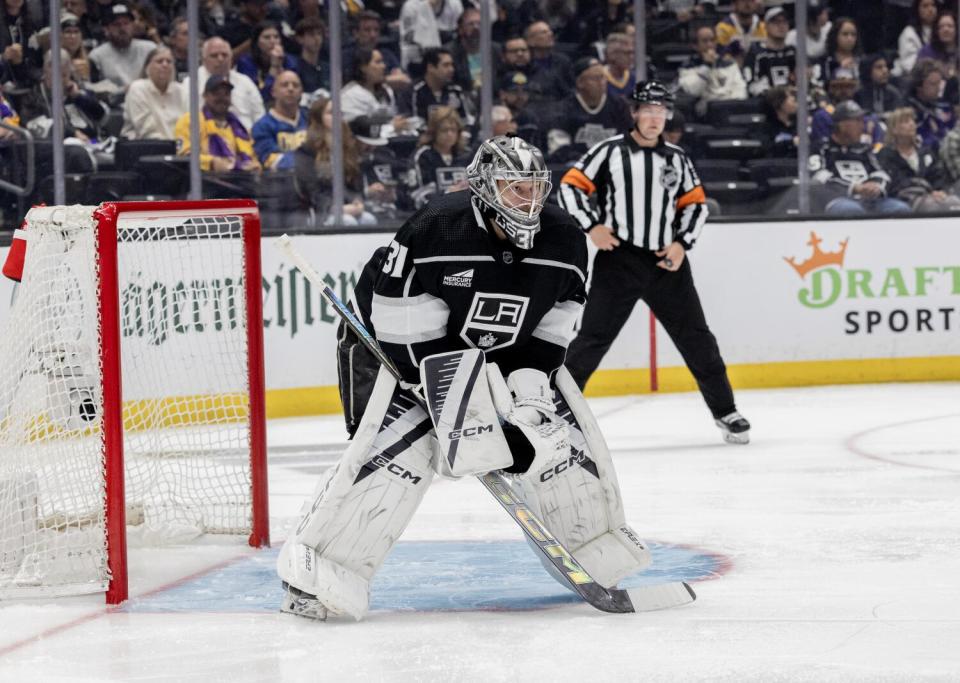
[466,135,552,250]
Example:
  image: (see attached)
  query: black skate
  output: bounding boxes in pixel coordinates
[280,582,329,621]
[715,411,750,445]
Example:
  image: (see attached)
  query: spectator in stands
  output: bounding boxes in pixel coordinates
[174,74,261,172]
[88,4,156,89]
[811,67,883,149]
[61,13,96,85]
[447,7,486,95]
[936,113,960,191]
[654,0,717,26]
[497,69,542,147]
[603,32,635,100]
[130,3,161,44]
[23,48,108,143]
[537,0,579,44]
[810,100,910,216]
[856,54,903,115]
[578,0,630,49]
[744,6,795,96]
[546,56,631,158]
[764,84,798,156]
[878,106,960,212]
[122,45,184,139]
[715,0,766,59]
[398,0,448,73]
[500,35,531,78]
[0,89,18,141]
[221,0,269,50]
[895,0,938,77]
[816,17,860,86]
[342,47,412,138]
[907,59,955,150]
[252,70,307,170]
[182,37,265,132]
[525,20,572,103]
[917,10,957,81]
[353,117,412,219]
[411,105,469,207]
[786,0,831,60]
[0,0,40,88]
[491,104,517,136]
[63,0,101,47]
[663,109,690,153]
[294,17,329,95]
[199,0,228,40]
[293,96,377,226]
[236,22,299,104]
[345,11,410,92]
[166,16,189,82]
[678,24,748,118]
[411,47,469,123]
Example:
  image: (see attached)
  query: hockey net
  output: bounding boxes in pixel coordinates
[0,200,267,603]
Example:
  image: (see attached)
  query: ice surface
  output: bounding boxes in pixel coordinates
[1,383,959,682]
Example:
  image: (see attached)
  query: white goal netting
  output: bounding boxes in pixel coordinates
[0,204,259,598]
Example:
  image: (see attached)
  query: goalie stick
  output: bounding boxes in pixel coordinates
[274,234,696,614]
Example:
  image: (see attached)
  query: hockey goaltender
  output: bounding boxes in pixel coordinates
[277,135,658,620]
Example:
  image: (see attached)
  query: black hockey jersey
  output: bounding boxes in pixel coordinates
[743,43,796,96]
[353,190,588,384]
[411,80,471,123]
[811,140,891,196]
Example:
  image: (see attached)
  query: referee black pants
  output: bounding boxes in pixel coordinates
[565,244,736,419]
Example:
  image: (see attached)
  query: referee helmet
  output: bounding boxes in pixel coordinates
[631,80,675,117]
[466,135,552,250]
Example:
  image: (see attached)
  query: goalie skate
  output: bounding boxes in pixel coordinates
[280,582,330,621]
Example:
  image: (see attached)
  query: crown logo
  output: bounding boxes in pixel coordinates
[783,231,848,279]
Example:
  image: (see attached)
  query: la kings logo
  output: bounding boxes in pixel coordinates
[460,292,529,351]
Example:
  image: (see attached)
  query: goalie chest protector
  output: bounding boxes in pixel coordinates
[353,190,588,383]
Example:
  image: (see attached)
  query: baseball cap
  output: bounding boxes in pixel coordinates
[60,12,81,29]
[831,67,859,82]
[204,74,234,93]
[573,57,601,79]
[764,7,788,23]
[106,4,134,23]
[349,119,388,146]
[499,71,529,91]
[832,100,865,123]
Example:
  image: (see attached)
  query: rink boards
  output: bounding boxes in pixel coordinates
[0,214,958,416]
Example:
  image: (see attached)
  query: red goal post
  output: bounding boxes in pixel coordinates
[0,200,268,605]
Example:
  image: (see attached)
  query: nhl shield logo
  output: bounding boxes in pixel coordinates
[660,165,680,191]
[460,292,529,352]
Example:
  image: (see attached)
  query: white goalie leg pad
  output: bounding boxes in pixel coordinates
[277,367,436,619]
[420,350,512,478]
[511,366,651,589]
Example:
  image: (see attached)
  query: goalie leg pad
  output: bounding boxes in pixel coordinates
[511,366,651,589]
[277,367,436,619]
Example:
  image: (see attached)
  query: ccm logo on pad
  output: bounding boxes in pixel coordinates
[448,424,494,440]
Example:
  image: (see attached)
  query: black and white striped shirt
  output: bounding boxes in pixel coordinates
[558,133,709,252]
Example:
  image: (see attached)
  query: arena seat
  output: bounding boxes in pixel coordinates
[114,139,177,172]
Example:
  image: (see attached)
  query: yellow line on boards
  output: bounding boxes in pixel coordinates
[265,356,960,416]
[582,356,960,397]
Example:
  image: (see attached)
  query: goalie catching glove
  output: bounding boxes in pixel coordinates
[487,364,570,477]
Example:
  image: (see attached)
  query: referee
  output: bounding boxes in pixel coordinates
[558,80,750,444]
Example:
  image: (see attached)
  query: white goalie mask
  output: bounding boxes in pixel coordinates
[466,135,552,250]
